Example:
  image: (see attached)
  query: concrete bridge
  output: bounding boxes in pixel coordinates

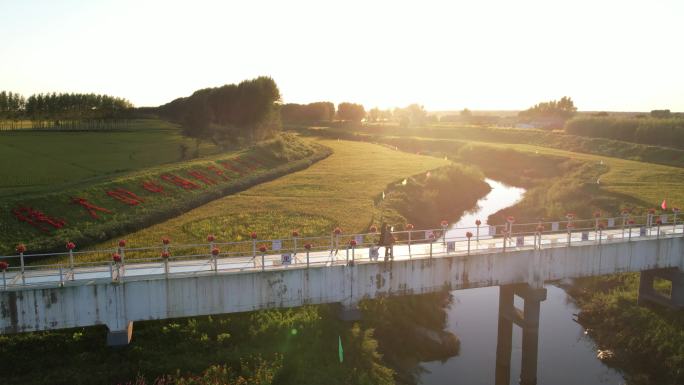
[1,216,683,384]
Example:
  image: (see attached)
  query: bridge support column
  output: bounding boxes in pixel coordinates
[638,268,684,309]
[495,284,547,385]
[106,321,133,347]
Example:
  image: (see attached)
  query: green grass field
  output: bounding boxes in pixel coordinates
[0,119,221,196]
[91,140,449,250]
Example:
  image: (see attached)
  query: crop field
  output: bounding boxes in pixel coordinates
[90,140,449,252]
[0,119,222,196]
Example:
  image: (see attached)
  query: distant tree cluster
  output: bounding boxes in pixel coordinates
[337,102,366,122]
[518,96,577,129]
[0,91,132,130]
[565,116,684,149]
[157,76,281,143]
[281,102,335,124]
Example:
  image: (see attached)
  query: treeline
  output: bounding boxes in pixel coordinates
[280,102,366,124]
[157,76,281,143]
[0,91,133,130]
[565,116,684,149]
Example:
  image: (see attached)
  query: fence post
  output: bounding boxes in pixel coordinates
[2,270,5,290]
[306,250,310,268]
[59,265,64,286]
[19,251,25,285]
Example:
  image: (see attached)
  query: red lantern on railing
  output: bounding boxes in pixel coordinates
[207,234,215,242]
[656,218,663,225]
[162,237,171,245]
[161,251,170,259]
[593,211,601,218]
[598,222,606,230]
[16,244,26,254]
[369,225,378,233]
[66,242,76,250]
[506,216,515,224]
[292,230,299,237]
[536,225,544,233]
[406,223,414,230]
[628,219,635,225]
[334,227,342,235]
[259,245,267,253]
[0,261,9,271]
[112,253,122,263]
[466,232,473,239]
[475,219,481,226]
[440,220,448,227]
[349,239,357,247]
[250,232,258,239]
[304,243,312,250]
[211,247,220,256]
[118,239,127,248]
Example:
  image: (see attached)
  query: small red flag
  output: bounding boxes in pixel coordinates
[661,199,667,210]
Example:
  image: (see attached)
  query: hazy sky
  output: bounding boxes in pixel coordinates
[1,0,683,111]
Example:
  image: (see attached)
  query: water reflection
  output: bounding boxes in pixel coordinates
[418,179,624,385]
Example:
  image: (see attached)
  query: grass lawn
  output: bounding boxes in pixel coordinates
[92,139,449,250]
[0,119,221,196]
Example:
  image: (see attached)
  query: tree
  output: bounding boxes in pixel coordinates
[337,102,365,122]
[518,96,577,129]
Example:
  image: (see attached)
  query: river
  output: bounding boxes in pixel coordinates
[418,179,625,385]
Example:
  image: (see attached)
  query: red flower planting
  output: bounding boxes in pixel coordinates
[66,241,76,250]
[161,251,171,259]
[0,261,8,271]
[292,230,299,237]
[207,234,216,242]
[217,161,246,176]
[161,174,201,190]
[112,253,122,263]
[12,206,66,233]
[118,240,126,248]
[142,181,165,194]
[304,243,312,250]
[259,245,267,253]
[349,239,357,247]
[107,188,145,206]
[206,165,230,181]
[188,170,217,186]
[72,197,113,219]
[211,247,220,256]
[162,237,171,245]
[16,244,27,254]
[475,219,482,226]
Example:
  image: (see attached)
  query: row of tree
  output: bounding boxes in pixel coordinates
[517,96,577,129]
[0,91,133,130]
[565,116,684,149]
[157,76,281,143]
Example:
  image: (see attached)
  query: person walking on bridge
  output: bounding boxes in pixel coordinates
[380,223,395,263]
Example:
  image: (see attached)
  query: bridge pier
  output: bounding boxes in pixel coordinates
[638,268,684,309]
[106,321,133,347]
[495,283,547,385]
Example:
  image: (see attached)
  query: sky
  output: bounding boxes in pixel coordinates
[1,0,683,112]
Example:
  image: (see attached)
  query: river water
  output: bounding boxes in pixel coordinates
[418,179,625,385]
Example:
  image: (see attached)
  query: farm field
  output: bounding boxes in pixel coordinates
[0,119,222,196]
[90,139,449,251]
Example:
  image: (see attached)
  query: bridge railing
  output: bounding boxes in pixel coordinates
[1,211,681,289]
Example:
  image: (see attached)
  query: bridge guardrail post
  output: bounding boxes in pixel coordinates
[59,265,64,287]
[19,251,25,285]
[2,268,5,290]
[673,208,680,234]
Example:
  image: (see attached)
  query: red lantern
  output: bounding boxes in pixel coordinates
[406,223,414,230]
[304,243,312,250]
[598,222,606,230]
[16,244,26,254]
[250,232,257,239]
[118,239,127,248]
[536,225,544,233]
[369,225,378,233]
[112,253,122,263]
[162,237,171,245]
[350,239,357,247]
[161,251,170,259]
[475,219,481,226]
[466,232,473,239]
[594,211,601,218]
[429,234,436,241]
[66,242,76,250]
[0,261,8,271]
[211,247,220,256]
[628,219,635,225]
[292,230,299,237]
[440,220,448,227]
[334,227,342,235]
[656,218,663,225]
[506,216,515,223]
[259,245,267,253]
[207,234,215,242]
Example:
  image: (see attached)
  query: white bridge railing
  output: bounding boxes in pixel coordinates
[0,210,681,290]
